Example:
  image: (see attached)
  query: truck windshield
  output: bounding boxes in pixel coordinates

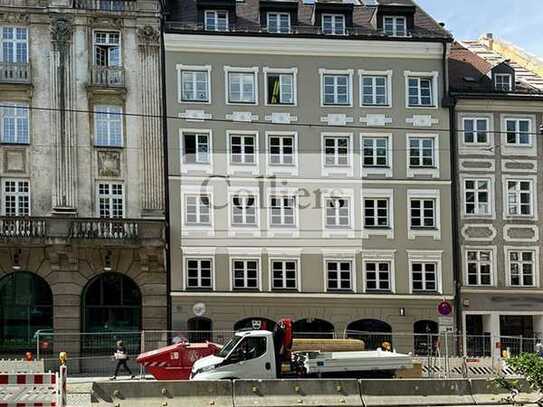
[216,335,243,358]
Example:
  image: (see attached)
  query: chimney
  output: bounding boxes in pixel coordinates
[482,32,494,49]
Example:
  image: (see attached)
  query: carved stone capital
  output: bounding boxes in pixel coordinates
[50,16,73,47]
[0,12,30,25]
[137,25,160,47]
[89,16,123,29]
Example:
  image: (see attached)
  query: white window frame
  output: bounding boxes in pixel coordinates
[321,14,345,35]
[362,250,396,293]
[181,247,216,290]
[92,30,121,67]
[404,71,439,109]
[383,16,407,37]
[0,26,29,63]
[505,246,539,288]
[177,64,212,104]
[319,69,354,107]
[269,257,299,291]
[361,188,394,239]
[321,189,355,238]
[463,246,496,287]
[407,250,443,294]
[229,254,262,291]
[96,182,124,218]
[266,12,291,34]
[266,187,299,237]
[504,117,533,146]
[0,102,30,144]
[265,131,298,176]
[406,134,439,178]
[224,66,259,105]
[94,104,123,147]
[181,185,214,236]
[407,190,441,240]
[324,258,355,292]
[462,117,490,145]
[503,177,536,219]
[184,257,214,289]
[321,132,353,177]
[360,133,393,178]
[495,73,512,92]
[228,186,260,236]
[458,113,494,155]
[358,69,393,108]
[263,67,298,106]
[180,129,213,174]
[204,10,229,32]
[226,130,259,175]
[500,115,536,156]
[2,178,30,216]
[462,176,494,218]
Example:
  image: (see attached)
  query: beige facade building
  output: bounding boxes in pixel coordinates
[166,0,455,350]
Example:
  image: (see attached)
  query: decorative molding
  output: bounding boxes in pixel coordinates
[501,159,537,174]
[320,114,353,126]
[3,148,26,174]
[459,159,495,173]
[461,224,497,242]
[97,150,122,178]
[137,25,160,47]
[88,16,123,29]
[50,16,73,46]
[179,110,212,121]
[0,12,30,25]
[360,114,392,126]
[226,112,258,122]
[406,115,438,127]
[503,225,539,243]
[264,112,298,124]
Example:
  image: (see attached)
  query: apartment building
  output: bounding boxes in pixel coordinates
[0,0,166,360]
[165,0,454,350]
[449,42,543,355]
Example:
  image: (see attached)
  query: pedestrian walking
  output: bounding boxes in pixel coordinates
[110,340,135,380]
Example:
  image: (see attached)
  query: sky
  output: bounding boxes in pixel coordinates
[415,0,543,58]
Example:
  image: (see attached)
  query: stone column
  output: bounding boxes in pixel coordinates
[50,16,78,215]
[137,25,164,217]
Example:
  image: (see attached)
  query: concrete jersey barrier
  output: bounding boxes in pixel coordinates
[0,360,44,373]
[470,378,541,406]
[233,379,362,407]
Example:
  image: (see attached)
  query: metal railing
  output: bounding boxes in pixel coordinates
[0,0,46,6]
[90,65,125,88]
[0,62,31,84]
[0,217,47,239]
[70,219,139,240]
[73,0,137,12]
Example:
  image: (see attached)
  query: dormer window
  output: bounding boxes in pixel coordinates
[267,12,290,33]
[383,16,406,36]
[495,73,512,92]
[205,10,228,31]
[322,14,345,35]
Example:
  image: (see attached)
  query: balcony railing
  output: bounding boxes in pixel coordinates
[0,217,47,239]
[90,66,125,88]
[70,219,140,240]
[0,63,32,84]
[0,0,46,6]
[73,0,137,12]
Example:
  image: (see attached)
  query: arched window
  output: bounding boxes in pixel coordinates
[346,319,392,350]
[233,317,276,332]
[293,318,335,339]
[187,317,213,342]
[413,320,439,356]
[0,272,53,354]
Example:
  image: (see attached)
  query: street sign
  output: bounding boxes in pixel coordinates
[437,300,453,316]
[438,316,454,333]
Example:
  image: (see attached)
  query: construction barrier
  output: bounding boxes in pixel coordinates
[360,378,475,406]
[0,372,60,407]
[0,360,44,374]
[233,379,362,407]
[470,378,539,406]
[91,380,234,407]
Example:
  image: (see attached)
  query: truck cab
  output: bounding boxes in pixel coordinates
[191,330,276,380]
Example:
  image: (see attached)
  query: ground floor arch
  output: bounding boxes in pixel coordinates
[413,320,439,356]
[293,318,335,338]
[346,319,392,350]
[187,317,213,342]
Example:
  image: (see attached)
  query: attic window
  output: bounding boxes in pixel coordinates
[495,73,512,92]
[383,16,407,37]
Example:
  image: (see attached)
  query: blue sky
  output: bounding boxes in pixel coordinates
[415,0,543,58]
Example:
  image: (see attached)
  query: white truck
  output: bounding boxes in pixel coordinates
[190,329,413,380]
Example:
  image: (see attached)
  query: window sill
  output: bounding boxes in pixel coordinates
[326,289,355,293]
[95,145,124,149]
[0,142,30,146]
[179,99,211,105]
[185,287,214,291]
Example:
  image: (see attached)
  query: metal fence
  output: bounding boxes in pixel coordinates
[27,329,541,378]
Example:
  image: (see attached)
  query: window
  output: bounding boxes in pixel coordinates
[408,77,433,107]
[3,180,29,216]
[326,260,352,290]
[322,14,345,35]
[94,105,122,147]
[268,134,295,166]
[266,73,294,105]
[362,137,388,167]
[185,194,211,225]
[267,12,290,33]
[505,119,531,145]
[186,259,212,289]
[93,31,120,66]
[364,198,389,228]
[228,71,256,104]
[231,337,267,361]
[97,183,123,218]
[230,134,256,165]
[325,197,350,228]
[383,16,406,36]
[1,27,28,63]
[410,198,435,229]
[495,74,512,91]
[411,262,437,292]
[0,102,29,144]
[464,179,490,216]
[466,250,492,286]
[205,10,228,31]
[181,70,210,103]
[361,75,388,106]
[463,118,488,144]
[271,260,297,289]
[183,132,209,164]
[232,259,259,289]
[322,74,350,105]
[409,137,435,167]
[365,261,391,291]
[509,250,535,287]
[506,180,533,216]
[270,195,295,226]
[97,0,128,11]
[232,194,257,226]
[324,135,350,167]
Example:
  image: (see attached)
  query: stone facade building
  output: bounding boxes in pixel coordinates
[0,0,166,361]
[165,0,454,351]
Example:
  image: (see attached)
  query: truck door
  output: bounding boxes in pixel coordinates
[224,336,275,379]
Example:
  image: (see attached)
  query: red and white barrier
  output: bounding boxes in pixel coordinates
[0,372,64,407]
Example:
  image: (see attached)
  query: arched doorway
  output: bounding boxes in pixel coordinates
[293,318,335,338]
[234,317,276,332]
[413,320,439,356]
[0,272,53,355]
[346,319,392,350]
[187,317,213,342]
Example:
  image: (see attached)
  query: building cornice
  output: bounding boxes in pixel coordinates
[164,33,445,59]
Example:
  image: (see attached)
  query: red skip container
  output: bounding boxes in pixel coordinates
[137,341,221,380]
